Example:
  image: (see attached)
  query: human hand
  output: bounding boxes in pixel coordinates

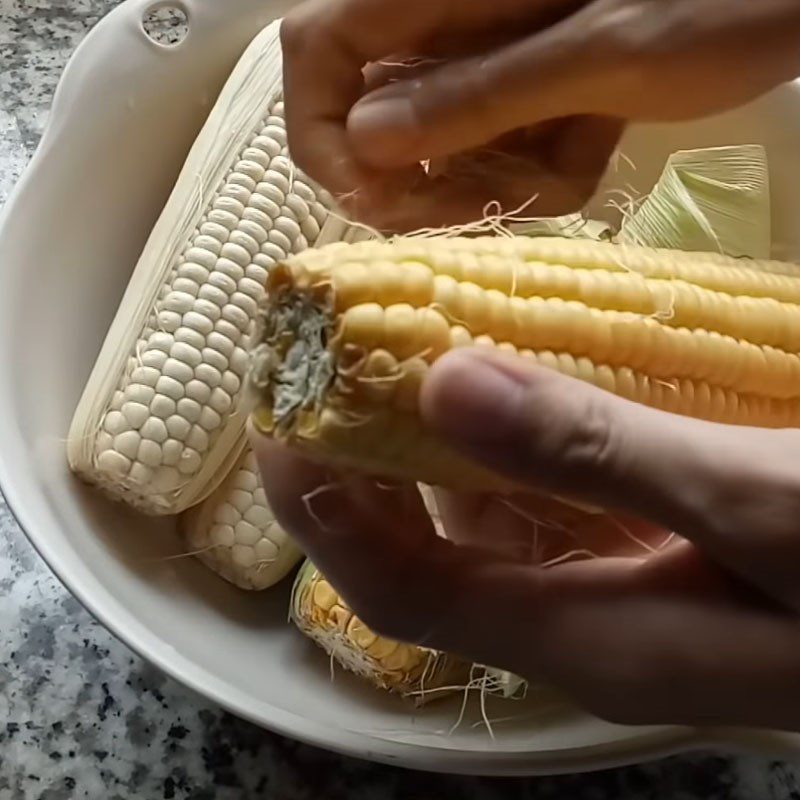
[280,0,800,231]
[251,348,800,731]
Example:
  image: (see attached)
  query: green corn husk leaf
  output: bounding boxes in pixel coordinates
[618,144,771,258]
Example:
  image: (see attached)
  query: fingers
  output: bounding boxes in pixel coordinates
[281,0,611,229]
[250,433,539,665]
[409,116,623,226]
[281,0,569,181]
[421,348,800,609]
[346,5,608,169]
[284,0,800,231]
[250,432,800,731]
[421,348,715,528]
[435,488,668,562]
[346,0,800,169]
[362,117,622,231]
[433,490,548,561]
[252,436,428,571]
[248,431,664,684]
[532,547,800,731]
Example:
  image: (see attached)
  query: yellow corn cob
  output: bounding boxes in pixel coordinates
[291,561,468,702]
[249,235,800,492]
[67,21,349,514]
[179,447,303,590]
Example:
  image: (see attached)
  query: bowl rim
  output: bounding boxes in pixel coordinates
[0,490,710,774]
[0,0,794,776]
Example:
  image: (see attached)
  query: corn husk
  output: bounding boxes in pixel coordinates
[618,144,771,258]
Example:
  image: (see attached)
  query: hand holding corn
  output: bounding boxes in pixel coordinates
[280,0,800,230]
[250,346,800,732]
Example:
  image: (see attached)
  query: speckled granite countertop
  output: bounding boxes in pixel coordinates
[3,1,800,797]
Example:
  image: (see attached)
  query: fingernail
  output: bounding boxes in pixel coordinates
[348,96,418,164]
[423,351,527,448]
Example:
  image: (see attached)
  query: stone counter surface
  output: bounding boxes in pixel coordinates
[2,1,800,797]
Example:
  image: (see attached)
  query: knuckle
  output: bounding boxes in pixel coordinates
[587,0,675,60]
[459,57,502,128]
[575,3,676,106]
[529,381,619,487]
[696,446,800,609]
[402,78,436,132]
[565,401,617,477]
[406,58,498,133]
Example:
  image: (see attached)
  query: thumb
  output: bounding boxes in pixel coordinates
[420,348,725,535]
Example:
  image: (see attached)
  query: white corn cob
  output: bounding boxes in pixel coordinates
[68,20,348,515]
[179,448,303,590]
[181,467,441,591]
[174,214,374,587]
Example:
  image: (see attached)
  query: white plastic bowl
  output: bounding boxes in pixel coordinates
[4,0,800,776]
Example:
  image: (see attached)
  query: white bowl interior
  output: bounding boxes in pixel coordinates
[4,0,800,775]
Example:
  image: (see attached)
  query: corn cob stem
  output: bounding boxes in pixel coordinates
[249,235,800,492]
